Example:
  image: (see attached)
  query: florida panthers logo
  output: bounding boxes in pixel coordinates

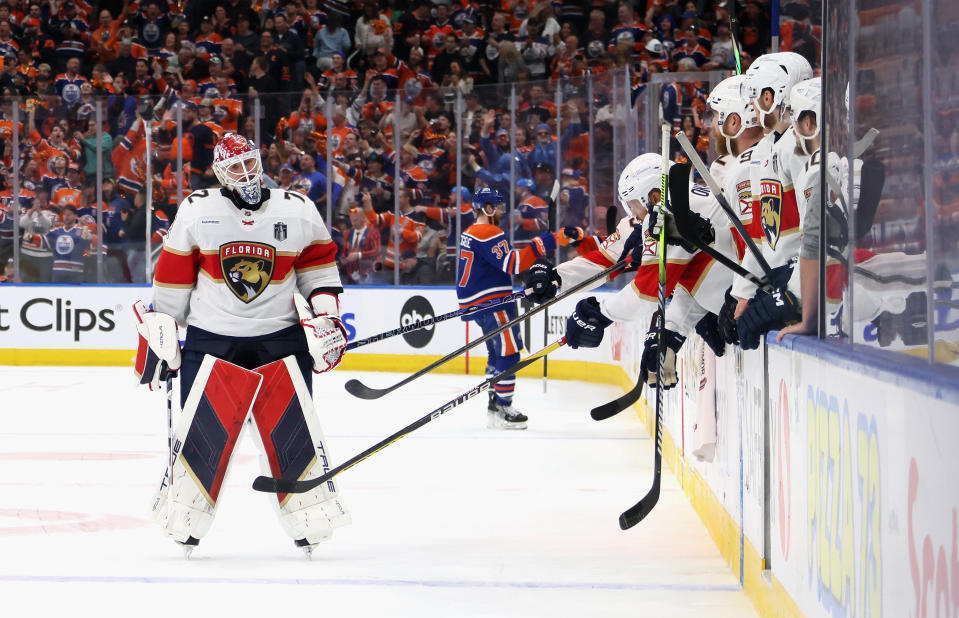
[758,180,783,250]
[220,242,275,303]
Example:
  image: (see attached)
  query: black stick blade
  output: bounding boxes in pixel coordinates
[252,475,298,493]
[344,378,389,400]
[618,480,661,530]
[591,380,643,420]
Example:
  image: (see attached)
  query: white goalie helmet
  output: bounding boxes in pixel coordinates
[741,52,813,127]
[705,75,758,153]
[618,152,671,216]
[213,133,264,205]
[789,77,822,154]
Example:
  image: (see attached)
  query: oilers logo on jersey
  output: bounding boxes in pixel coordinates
[220,242,276,302]
[759,180,784,249]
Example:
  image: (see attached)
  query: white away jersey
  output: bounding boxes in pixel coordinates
[152,188,341,337]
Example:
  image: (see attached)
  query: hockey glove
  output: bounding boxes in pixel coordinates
[717,287,741,345]
[639,325,685,390]
[737,287,801,350]
[558,226,583,247]
[133,300,181,390]
[694,312,725,358]
[565,296,613,349]
[647,209,715,254]
[526,258,562,304]
[295,292,348,373]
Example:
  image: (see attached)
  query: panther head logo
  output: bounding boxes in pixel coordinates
[220,242,275,303]
[759,182,784,250]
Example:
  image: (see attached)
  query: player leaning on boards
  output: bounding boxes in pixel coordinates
[457,187,576,429]
[133,133,350,558]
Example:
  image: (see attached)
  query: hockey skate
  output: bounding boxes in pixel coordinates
[294,536,330,560]
[487,402,528,430]
[176,536,200,559]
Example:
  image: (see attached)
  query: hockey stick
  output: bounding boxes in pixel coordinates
[252,338,567,494]
[675,132,775,280]
[729,0,743,75]
[344,259,626,400]
[346,290,527,350]
[618,124,671,530]
[165,374,174,495]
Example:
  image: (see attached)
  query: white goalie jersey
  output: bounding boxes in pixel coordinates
[152,188,342,337]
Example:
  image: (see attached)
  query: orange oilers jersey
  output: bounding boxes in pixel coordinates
[152,188,342,337]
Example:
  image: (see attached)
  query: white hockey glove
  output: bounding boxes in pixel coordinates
[133,300,181,390]
[295,292,348,374]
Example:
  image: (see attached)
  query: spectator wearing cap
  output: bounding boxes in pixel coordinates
[340,202,381,284]
[559,167,589,228]
[456,13,485,80]
[512,177,550,249]
[398,247,434,285]
[312,11,351,72]
[671,25,710,69]
[704,22,736,71]
[195,16,224,59]
[355,0,393,58]
[358,152,393,212]
[277,163,297,191]
[526,122,557,170]
[531,161,557,207]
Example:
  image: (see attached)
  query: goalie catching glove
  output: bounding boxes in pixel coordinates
[639,319,685,390]
[295,292,348,373]
[133,300,181,390]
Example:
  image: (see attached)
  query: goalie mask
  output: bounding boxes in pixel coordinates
[618,152,671,218]
[213,133,263,205]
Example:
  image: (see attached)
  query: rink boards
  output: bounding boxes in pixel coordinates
[2,284,958,618]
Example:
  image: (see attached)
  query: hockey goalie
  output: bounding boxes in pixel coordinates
[133,133,351,557]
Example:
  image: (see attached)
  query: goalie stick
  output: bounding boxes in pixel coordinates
[618,124,670,531]
[344,258,627,400]
[346,290,527,350]
[252,338,567,494]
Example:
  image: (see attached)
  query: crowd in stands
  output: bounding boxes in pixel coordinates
[0,0,806,285]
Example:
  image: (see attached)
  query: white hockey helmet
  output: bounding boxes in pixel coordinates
[618,152,670,216]
[705,75,758,153]
[789,77,821,153]
[213,133,264,205]
[741,52,813,127]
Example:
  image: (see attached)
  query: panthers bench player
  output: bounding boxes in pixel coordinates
[133,133,350,557]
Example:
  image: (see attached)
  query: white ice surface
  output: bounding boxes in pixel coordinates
[0,367,757,618]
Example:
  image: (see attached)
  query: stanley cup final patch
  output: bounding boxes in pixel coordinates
[758,180,784,250]
[274,222,287,241]
[220,241,276,303]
